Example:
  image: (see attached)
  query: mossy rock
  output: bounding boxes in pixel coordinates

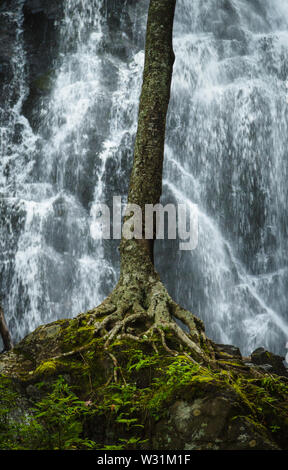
[32,70,55,92]
[0,310,288,450]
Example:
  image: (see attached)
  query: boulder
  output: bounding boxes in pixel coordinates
[251,347,288,378]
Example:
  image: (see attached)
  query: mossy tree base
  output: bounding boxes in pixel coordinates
[87,257,209,364]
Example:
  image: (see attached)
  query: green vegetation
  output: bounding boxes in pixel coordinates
[0,377,19,449]
[1,330,287,450]
[0,375,97,450]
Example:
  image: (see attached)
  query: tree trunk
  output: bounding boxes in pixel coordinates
[0,304,13,352]
[121,0,176,268]
[88,0,208,361]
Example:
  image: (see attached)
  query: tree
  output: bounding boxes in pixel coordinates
[0,303,13,353]
[89,0,207,360]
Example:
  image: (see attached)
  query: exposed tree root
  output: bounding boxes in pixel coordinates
[108,352,127,386]
[88,277,211,365]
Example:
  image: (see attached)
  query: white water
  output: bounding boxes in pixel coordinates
[1,0,288,355]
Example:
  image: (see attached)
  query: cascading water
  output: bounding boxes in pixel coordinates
[1,0,288,357]
[158,0,288,355]
[0,0,145,342]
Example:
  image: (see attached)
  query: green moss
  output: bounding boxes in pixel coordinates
[1,333,288,450]
[218,360,248,368]
[35,360,58,376]
[1,309,288,450]
[61,318,95,353]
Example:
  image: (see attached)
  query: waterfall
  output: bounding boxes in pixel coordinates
[158,0,288,355]
[1,0,288,356]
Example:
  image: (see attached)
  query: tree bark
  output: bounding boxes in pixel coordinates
[0,304,13,352]
[120,0,176,275]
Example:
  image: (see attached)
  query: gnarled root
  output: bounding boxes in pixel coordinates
[87,278,211,363]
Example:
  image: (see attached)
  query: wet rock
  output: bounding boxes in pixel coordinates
[251,347,288,377]
[24,0,62,19]
[215,343,242,359]
[22,0,64,127]
[0,1,21,107]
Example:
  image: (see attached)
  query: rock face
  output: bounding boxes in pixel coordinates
[0,311,288,450]
[0,0,63,133]
[0,0,141,129]
[0,1,21,109]
[154,398,278,450]
[22,0,64,127]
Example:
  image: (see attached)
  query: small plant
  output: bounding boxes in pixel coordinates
[19,376,98,450]
[0,376,98,450]
[270,425,281,433]
[127,349,159,372]
[0,376,19,449]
